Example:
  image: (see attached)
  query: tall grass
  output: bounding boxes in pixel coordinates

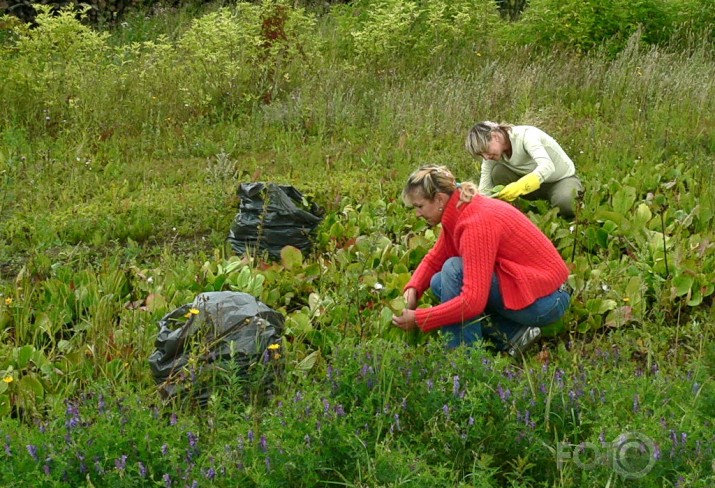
[0,2,714,485]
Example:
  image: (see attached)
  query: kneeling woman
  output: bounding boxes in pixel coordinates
[392,164,572,356]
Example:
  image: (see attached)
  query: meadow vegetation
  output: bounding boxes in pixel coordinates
[0,0,714,486]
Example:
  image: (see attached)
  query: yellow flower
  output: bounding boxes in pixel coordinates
[2,376,12,384]
[184,308,200,318]
[267,344,281,351]
[623,297,630,303]
[4,297,11,306]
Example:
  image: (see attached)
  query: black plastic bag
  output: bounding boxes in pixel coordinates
[148,291,284,405]
[227,182,324,260]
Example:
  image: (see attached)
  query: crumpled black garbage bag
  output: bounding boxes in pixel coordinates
[148,291,284,404]
[228,182,324,261]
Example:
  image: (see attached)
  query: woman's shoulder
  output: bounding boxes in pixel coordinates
[460,194,520,220]
[513,125,548,138]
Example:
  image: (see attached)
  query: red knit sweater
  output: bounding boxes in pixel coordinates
[406,191,569,332]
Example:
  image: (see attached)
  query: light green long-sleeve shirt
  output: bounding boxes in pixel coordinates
[478,126,576,194]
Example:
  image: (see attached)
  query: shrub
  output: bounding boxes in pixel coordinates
[502,0,682,55]
[335,0,501,69]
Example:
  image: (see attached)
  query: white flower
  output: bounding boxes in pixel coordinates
[373,283,384,291]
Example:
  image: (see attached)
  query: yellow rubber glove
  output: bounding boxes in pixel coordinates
[497,173,541,202]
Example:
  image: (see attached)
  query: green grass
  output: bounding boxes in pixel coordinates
[0,1,714,486]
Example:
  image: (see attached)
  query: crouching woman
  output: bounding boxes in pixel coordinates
[392,164,572,356]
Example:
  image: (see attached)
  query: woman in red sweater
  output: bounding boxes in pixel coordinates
[392,164,572,356]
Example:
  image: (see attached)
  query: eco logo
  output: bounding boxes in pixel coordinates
[557,432,657,479]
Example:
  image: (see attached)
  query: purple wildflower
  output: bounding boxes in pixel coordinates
[43,464,50,475]
[247,430,255,443]
[66,416,79,430]
[555,369,564,388]
[453,375,460,396]
[653,443,661,460]
[138,461,147,478]
[468,416,475,426]
[360,364,369,378]
[163,473,171,487]
[260,435,268,452]
[161,444,169,456]
[294,391,303,402]
[442,404,450,416]
[335,404,346,416]
[115,454,128,471]
[188,432,198,448]
[205,467,216,480]
[426,379,434,391]
[26,445,38,461]
[170,413,178,426]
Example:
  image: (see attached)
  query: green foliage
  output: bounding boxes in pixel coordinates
[502,0,686,55]
[0,5,111,131]
[335,0,500,69]
[1,341,714,485]
[177,1,322,111]
[0,1,714,485]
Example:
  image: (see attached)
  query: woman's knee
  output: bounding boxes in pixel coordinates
[442,257,463,278]
[550,178,582,218]
[430,272,442,298]
[552,195,575,218]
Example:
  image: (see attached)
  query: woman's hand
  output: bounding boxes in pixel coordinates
[392,309,418,331]
[403,288,418,310]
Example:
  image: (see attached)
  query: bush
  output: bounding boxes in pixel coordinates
[334,0,501,69]
[503,0,682,55]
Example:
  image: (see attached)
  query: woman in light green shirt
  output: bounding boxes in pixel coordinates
[465,121,584,218]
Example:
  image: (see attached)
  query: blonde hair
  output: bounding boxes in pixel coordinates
[465,121,513,158]
[402,164,478,207]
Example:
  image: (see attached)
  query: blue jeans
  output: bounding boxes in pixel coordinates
[429,257,571,349]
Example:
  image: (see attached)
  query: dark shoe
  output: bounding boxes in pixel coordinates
[507,327,542,358]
